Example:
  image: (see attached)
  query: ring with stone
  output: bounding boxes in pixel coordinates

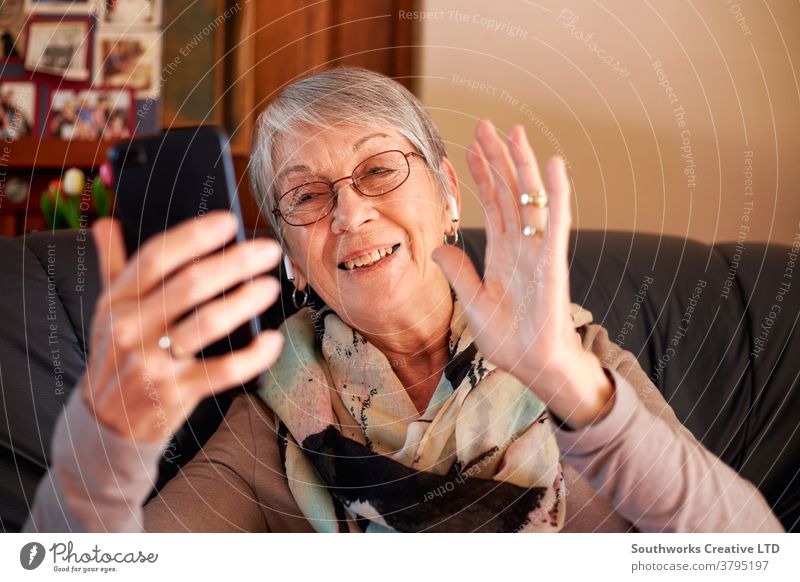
[522,225,545,238]
[520,188,549,208]
[158,335,179,357]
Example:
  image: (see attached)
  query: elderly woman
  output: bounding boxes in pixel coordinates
[26,67,781,533]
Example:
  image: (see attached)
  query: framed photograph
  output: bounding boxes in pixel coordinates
[0,0,27,60]
[99,0,162,28]
[48,87,134,141]
[0,81,37,140]
[94,30,161,99]
[24,0,95,14]
[24,17,92,81]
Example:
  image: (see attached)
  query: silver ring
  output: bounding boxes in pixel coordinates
[522,225,545,238]
[158,335,179,357]
[520,188,549,208]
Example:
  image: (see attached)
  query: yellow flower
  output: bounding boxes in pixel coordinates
[62,168,86,197]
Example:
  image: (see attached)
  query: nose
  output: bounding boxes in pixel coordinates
[329,182,379,233]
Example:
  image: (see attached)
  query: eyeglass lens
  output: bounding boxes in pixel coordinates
[279,150,411,226]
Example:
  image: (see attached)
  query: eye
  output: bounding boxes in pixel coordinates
[288,183,331,206]
[363,165,393,176]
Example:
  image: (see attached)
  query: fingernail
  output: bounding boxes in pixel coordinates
[222,213,238,233]
[251,276,279,297]
[256,240,280,260]
[263,330,284,349]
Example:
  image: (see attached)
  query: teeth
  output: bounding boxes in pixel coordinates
[341,245,396,270]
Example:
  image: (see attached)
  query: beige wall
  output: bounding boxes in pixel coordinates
[417,0,799,245]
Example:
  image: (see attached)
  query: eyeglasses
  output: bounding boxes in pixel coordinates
[273,150,424,227]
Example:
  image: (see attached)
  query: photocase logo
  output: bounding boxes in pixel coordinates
[20,542,46,570]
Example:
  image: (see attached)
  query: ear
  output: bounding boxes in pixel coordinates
[439,157,461,231]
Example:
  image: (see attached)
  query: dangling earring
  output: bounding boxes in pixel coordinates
[443,230,459,245]
[283,255,308,308]
[292,286,308,309]
[444,194,459,244]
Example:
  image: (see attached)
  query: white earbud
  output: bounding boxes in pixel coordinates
[283,255,295,281]
[447,194,459,223]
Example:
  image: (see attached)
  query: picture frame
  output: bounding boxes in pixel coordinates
[47,87,134,141]
[0,0,27,60]
[23,0,96,14]
[94,29,162,99]
[99,0,163,28]
[0,80,37,140]
[24,16,93,82]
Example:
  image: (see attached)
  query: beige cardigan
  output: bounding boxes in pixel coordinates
[24,324,783,533]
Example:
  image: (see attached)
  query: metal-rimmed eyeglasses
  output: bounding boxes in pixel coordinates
[272,150,424,227]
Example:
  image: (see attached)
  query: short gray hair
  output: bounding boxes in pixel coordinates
[249,67,452,242]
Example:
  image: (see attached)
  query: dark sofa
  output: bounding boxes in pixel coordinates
[1,227,798,532]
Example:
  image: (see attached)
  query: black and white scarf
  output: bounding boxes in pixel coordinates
[258,299,592,532]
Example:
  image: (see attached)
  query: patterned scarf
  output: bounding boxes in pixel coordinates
[258,298,592,532]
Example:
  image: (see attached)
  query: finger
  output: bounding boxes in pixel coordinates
[111,210,238,302]
[139,237,282,329]
[467,142,502,245]
[542,157,573,301]
[545,156,572,266]
[507,125,547,234]
[431,244,486,312]
[92,218,126,290]
[167,276,280,358]
[507,125,544,190]
[476,119,521,232]
[465,143,497,270]
[182,329,285,396]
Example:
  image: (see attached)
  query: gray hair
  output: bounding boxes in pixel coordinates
[249,67,452,242]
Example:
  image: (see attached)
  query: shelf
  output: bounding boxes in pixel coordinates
[3,138,120,170]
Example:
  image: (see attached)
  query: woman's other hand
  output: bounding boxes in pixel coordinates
[432,120,613,429]
[82,211,284,442]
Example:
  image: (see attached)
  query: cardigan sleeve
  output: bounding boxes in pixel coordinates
[549,323,784,532]
[22,387,165,533]
[23,387,311,533]
[23,390,271,532]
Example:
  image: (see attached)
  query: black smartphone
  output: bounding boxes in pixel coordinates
[108,125,261,366]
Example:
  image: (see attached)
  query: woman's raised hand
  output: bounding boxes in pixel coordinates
[82,211,284,442]
[432,120,613,429]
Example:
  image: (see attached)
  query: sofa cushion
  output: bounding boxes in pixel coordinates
[0,232,91,531]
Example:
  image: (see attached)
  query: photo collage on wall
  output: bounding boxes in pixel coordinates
[1,0,163,142]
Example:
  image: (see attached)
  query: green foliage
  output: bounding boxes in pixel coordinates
[41,172,112,229]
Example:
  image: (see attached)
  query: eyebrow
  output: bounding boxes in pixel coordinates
[275,133,392,186]
[275,163,312,187]
[354,132,390,151]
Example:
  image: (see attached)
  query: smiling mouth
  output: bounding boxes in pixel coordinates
[338,243,401,271]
